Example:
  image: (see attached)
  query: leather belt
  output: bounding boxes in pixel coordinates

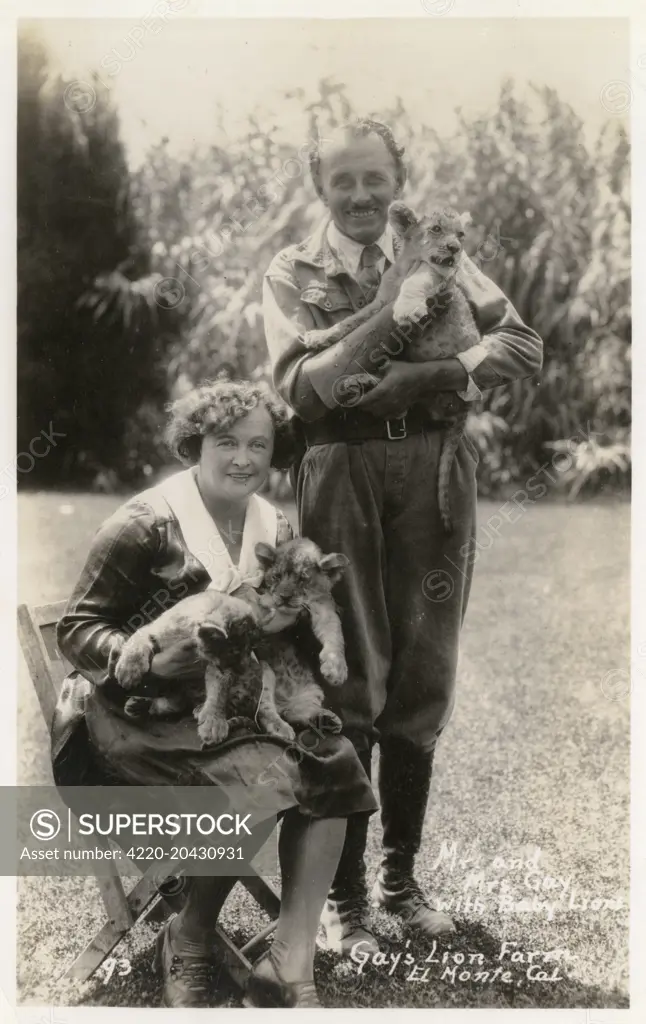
[302,409,447,446]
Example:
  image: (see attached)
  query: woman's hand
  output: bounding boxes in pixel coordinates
[261,606,302,634]
[149,639,205,681]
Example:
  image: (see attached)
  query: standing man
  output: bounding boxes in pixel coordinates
[262,119,542,955]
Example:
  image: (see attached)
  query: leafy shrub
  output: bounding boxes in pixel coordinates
[17,32,165,489]
[20,57,629,499]
[118,80,629,497]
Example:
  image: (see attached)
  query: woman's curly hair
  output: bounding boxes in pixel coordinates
[165,375,295,471]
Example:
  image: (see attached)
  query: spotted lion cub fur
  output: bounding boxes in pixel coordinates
[109,538,349,747]
[302,201,481,534]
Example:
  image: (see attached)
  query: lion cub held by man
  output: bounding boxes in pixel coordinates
[110,538,349,747]
[303,202,481,534]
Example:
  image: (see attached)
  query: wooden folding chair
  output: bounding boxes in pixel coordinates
[17,600,281,989]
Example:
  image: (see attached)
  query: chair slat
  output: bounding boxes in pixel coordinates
[31,600,68,628]
[17,604,59,728]
[240,918,278,956]
[64,873,161,981]
[94,834,134,931]
[211,926,254,990]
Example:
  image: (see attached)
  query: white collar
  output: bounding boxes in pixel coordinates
[151,468,277,594]
[327,219,395,277]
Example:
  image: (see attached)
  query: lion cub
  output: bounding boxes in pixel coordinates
[303,201,481,533]
[110,538,349,747]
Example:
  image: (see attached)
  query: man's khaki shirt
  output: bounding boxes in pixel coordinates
[262,215,543,421]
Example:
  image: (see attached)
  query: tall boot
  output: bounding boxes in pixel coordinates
[320,732,379,956]
[371,736,455,937]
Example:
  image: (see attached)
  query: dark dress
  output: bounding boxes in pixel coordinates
[51,475,377,823]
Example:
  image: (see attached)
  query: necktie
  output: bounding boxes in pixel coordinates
[356,242,383,301]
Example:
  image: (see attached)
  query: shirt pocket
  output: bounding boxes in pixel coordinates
[300,283,354,316]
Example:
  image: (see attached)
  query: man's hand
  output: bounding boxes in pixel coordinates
[356,360,425,418]
[358,357,470,418]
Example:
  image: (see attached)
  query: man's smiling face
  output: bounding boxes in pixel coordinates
[318,132,401,245]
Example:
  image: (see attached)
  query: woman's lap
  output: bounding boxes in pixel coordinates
[81,687,378,821]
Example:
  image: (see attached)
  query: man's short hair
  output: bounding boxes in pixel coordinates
[308,118,406,198]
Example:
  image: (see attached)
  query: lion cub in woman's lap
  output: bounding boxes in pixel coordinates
[109,539,349,747]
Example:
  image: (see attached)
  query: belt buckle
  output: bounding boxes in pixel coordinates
[386,416,407,440]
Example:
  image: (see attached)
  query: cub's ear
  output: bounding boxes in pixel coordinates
[388,201,419,237]
[459,211,472,230]
[198,622,228,643]
[255,542,277,568]
[320,552,350,584]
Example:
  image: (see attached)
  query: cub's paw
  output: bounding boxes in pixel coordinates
[264,717,296,742]
[302,328,334,352]
[123,695,154,719]
[226,715,257,734]
[313,709,343,734]
[320,650,348,687]
[115,641,154,690]
[107,634,126,678]
[393,296,424,326]
[194,704,229,747]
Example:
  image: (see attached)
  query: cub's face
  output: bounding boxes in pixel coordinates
[196,596,268,660]
[255,539,349,612]
[389,201,471,271]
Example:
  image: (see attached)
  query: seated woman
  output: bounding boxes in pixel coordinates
[53,376,377,1009]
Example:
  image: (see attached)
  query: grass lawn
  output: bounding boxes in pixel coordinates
[16,490,629,1009]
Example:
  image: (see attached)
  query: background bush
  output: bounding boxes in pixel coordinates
[17,34,170,488]
[17,42,630,498]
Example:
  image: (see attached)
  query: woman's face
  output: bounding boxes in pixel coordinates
[197,405,274,504]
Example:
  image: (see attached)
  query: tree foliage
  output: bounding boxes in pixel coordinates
[121,80,630,495]
[17,31,164,487]
[18,57,630,496]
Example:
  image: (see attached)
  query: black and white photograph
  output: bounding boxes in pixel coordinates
[3,1,641,1016]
